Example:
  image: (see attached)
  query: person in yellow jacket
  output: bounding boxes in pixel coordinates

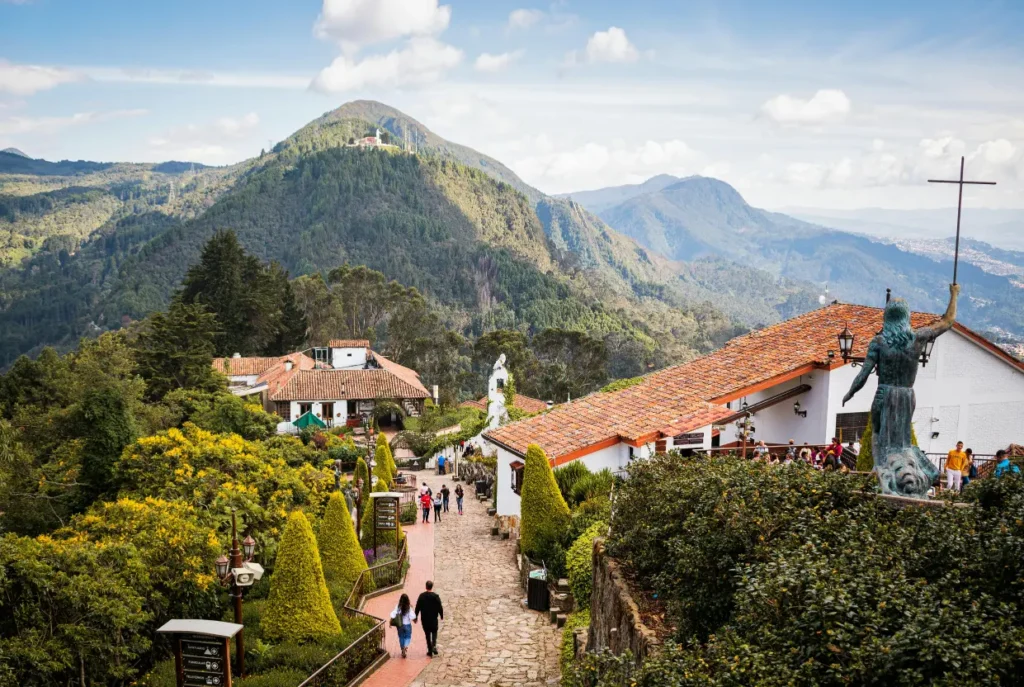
[946,441,969,492]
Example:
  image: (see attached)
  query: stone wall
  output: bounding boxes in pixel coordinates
[586,537,661,662]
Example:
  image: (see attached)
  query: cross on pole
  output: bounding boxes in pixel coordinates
[928,156,996,285]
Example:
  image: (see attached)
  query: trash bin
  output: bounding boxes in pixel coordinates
[475,479,488,497]
[527,569,549,612]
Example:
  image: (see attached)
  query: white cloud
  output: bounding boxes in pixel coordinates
[919,135,964,159]
[83,67,309,89]
[148,112,260,164]
[0,62,84,95]
[975,138,1017,166]
[508,8,544,30]
[760,89,851,125]
[475,51,523,73]
[314,0,451,52]
[311,37,462,92]
[584,27,639,64]
[513,138,701,193]
[0,109,146,136]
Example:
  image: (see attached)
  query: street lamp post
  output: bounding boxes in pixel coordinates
[216,510,258,677]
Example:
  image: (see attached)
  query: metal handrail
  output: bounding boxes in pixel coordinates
[298,534,409,687]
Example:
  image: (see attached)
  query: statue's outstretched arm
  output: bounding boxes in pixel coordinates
[915,283,960,343]
[842,341,878,406]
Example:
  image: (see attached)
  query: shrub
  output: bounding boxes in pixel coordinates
[520,444,571,569]
[554,461,590,503]
[373,441,392,488]
[317,492,367,597]
[399,501,418,525]
[567,521,604,609]
[262,511,341,641]
[354,456,370,508]
[234,668,308,687]
[376,433,397,478]
[559,608,590,680]
[856,417,874,472]
[569,469,615,505]
[570,496,611,541]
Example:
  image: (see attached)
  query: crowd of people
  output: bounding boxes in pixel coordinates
[747,437,853,471]
[418,481,464,523]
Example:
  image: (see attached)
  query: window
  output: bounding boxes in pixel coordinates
[510,460,524,495]
[299,402,313,417]
[322,402,334,427]
[313,347,329,364]
[835,412,870,444]
[496,378,504,390]
[275,402,291,422]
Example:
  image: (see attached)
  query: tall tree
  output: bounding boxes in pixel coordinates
[532,328,608,402]
[134,301,221,400]
[472,329,537,395]
[74,384,137,508]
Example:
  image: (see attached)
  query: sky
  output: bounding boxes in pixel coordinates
[2,0,1024,211]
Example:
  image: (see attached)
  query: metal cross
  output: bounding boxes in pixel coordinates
[928,156,996,285]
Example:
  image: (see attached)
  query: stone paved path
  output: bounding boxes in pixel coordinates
[413,473,561,687]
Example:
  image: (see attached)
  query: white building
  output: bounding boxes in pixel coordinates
[484,302,1024,519]
[214,341,431,430]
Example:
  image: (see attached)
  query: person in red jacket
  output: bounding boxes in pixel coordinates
[420,491,432,523]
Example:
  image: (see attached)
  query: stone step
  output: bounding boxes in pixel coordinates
[548,608,560,624]
[555,578,570,593]
[555,614,567,628]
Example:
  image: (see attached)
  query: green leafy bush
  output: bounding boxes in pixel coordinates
[262,511,341,641]
[554,461,590,503]
[234,668,309,687]
[569,469,615,505]
[520,444,571,574]
[559,608,590,680]
[856,417,874,472]
[569,496,611,541]
[317,492,367,597]
[566,521,604,609]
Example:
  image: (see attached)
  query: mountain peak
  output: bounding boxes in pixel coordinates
[1,147,30,159]
[661,175,749,207]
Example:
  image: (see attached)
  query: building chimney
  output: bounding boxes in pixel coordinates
[232,352,241,358]
[546,401,554,409]
[432,385,439,403]
[284,360,294,371]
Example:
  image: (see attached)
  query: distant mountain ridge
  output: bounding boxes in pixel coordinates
[579,175,1024,338]
[556,174,682,213]
[1,148,29,159]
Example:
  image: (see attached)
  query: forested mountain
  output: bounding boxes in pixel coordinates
[593,175,1024,337]
[0,102,821,369]
[557,173,681,213]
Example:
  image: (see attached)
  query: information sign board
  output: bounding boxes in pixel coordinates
[672,432,705,447]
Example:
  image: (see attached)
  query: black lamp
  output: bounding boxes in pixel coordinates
[793,401,807,418]
[919,337,936,366]
[838,324,855,361]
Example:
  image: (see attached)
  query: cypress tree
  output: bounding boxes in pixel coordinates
[520,443,571,561]
[373,441,392,489]
[318,492,368,596]
[263,510,341,641]
[376,433,397,478]
[354,456,370,516]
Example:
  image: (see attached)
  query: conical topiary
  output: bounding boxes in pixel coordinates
[520,443,571,560]
[373,442,392,489]
[856,418,874,472]
[376,433,397,478]
[354,456,370,515]
[318,492,368,597]
[263,510,341,641]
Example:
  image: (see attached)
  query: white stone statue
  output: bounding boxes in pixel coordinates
[486,354,510,430]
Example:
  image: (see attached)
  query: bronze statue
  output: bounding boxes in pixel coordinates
[843,284,959,497]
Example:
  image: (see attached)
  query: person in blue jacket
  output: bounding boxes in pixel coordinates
[994,449,1020,478]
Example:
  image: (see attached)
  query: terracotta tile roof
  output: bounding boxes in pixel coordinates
[328,339,370,348]
[270,369,431,402]
[213,357,282,376]
[462,394,549,414]
[485,303,949,460]
[369,352,429,396]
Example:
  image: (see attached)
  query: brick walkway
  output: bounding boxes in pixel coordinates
[414,473,561,687]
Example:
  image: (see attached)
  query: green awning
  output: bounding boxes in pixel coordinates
[293,411,327,429]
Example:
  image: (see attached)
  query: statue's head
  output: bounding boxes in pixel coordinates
[881,297,913,350]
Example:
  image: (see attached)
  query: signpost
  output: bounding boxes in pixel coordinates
[672,432,705,447]
[370,492,400,560]
[157,619,243,687]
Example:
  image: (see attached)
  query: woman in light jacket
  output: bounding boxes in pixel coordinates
[390,593,415,658]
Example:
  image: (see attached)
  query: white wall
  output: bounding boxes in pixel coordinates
[331,347,368,370]
[721,373,833,447]
[227,374,259,387]
[289,400,348,425]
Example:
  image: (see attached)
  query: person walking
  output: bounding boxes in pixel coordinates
[437,454,445,476]
[440,484,450,513]
[414,580,444,657]
[454,483,464,515]
[420,491,432,523]
[390,593,415,658]
[946,441,969,492]
[961,448,975,487]
[994,449,1020,478]
[432,491,443,523]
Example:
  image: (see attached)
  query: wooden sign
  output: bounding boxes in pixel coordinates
[157,619,243,687]
[672,432,705,447]
[374,496,398,531]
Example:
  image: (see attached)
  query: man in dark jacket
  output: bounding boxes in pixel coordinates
[414,580,444,656]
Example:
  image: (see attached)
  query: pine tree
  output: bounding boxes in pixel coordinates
[263,510,341,641]
[134,301,221,400]
[520,443,571,562]
[318,492,367,596]
[74,385,137,508]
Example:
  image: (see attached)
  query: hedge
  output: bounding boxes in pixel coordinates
[559,608,590,683]
[520,444,571,570]
[262,511,341,641]
[566,520,604,609]
[317,492,367,597]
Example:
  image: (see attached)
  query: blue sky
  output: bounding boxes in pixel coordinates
[2,0,1023,210]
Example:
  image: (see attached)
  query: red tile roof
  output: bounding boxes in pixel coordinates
[462,394,549,414]
[213,353,316,395]
[270,369,430,402]
[485,303,1004,461]
[370,352,429,396]
[328,339,370,348]
[213,356,282,376]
